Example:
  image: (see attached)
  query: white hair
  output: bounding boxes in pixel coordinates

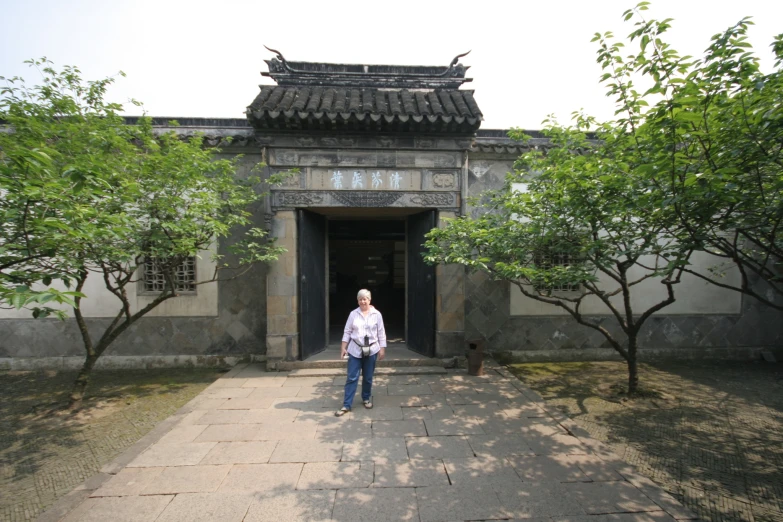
[357,289,372,300]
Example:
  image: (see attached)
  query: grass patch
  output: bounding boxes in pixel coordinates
[505,359,783,521]
[1,367,223,522]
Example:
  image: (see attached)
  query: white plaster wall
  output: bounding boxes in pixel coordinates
[510,250,742,316]
[0,247,219,319]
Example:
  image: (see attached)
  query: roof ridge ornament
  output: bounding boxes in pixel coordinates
[261,48,473,89]
[263,45,293,73]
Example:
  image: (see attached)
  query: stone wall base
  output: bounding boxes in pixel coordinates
[492,346,778,365]
[0,354,267,371]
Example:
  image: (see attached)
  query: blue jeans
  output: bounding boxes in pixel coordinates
[342,353,377,409]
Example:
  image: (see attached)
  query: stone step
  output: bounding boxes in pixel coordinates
[285,366,448,377]
[272,357,447,371]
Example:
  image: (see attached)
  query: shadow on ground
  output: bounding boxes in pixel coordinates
[0,368,223,522]
[509,360,783,522]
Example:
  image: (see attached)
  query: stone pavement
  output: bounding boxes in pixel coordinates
[39,363,698,522]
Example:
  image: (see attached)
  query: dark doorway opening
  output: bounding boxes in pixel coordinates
[328,219,406,345]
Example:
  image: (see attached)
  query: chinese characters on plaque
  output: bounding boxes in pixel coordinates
[327,170,408,190]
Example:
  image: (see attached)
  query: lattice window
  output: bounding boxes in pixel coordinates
[142,257,196,293]
[533,250,581,292]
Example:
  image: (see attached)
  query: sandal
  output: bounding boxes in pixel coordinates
[334,407,350,417]
[363,400,373,409]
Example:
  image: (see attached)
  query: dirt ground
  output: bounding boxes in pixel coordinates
[508,360,783,522]
[0,368,223,522]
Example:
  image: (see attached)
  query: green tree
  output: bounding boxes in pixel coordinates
[1,60,283,408]
[425,123,690,394]
[426,3,783,393]
[603,8,783,309]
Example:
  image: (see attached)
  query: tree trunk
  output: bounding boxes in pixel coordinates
[69,354,99,409]
[626,336,639,395]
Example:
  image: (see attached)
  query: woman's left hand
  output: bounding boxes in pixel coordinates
[378,347,386,361]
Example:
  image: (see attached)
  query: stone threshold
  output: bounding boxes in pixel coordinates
[285,366,448,377]
[271,357,448,371]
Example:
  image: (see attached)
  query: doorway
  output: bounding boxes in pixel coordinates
[297,209,436,359]
[328,219,406,345]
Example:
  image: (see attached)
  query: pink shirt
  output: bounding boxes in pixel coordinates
[342,306,387,358]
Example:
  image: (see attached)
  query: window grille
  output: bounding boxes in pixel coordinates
[533,250,581,292]
[143,257,196,293]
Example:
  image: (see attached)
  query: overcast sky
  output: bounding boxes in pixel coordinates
[1,0,781,130]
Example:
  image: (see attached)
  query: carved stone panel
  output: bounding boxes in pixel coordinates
[410,193,455,206]
[276,192,324,206]
[330,192,403,207]
[432,173,456,189]
[272,191,459,210]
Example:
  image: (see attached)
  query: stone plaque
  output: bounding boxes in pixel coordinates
[308,169,420,191]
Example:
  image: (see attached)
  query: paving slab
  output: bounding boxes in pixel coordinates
[127,442,217,467]
[297,461,374,489]
[141,464,232,494]
[243,407,301,423]
[194,409,250,425]
[157,424,208,444]
[288,366,446,377]
[282,376,336,387]
[372,459,450,487]
[241,376,289,388]
[386,384,434,396]
[269,440,344,462]
[244,490,336,522]
[372,419,427,438]
[493,481,588,518]
[401,406,432,419]
[506,454,594,482]
[155,492,254,522]
[443,456,523,486]
[342,437,409,461]
[450,403,506,419]
[424,418,485,436]
[200,441,278,465]
[416,484,508,522]
[247,386,303,398]
[43,365,697,522]
[194,424,262,442]
[466,434,536,458]
[218,463,303,492]
[255,421,318,441]
[349,405,404,421]
[60,495,174,522]
[555,513,678,522]
[217,396,277,409]
[406,435,474,459]
[314,418,373,440]
[90,467,165,497]
[207,378,249,389]
[203,387,254,399]
[332,487,419,521]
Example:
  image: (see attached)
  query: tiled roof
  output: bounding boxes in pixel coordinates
[247,86,482,134]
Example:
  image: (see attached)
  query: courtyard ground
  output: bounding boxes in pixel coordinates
[508,360,783,522]
[0,368,222,522]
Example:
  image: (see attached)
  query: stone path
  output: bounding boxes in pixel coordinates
[40,363,697,521]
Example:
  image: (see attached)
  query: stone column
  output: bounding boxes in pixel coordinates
[266,210,299,367]
[435,211,466,356]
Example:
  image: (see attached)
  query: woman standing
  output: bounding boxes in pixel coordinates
[335,289,386,416]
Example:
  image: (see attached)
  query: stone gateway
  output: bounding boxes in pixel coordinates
[0,52,780,370]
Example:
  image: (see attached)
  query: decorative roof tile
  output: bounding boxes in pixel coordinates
[247,86,482,134]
